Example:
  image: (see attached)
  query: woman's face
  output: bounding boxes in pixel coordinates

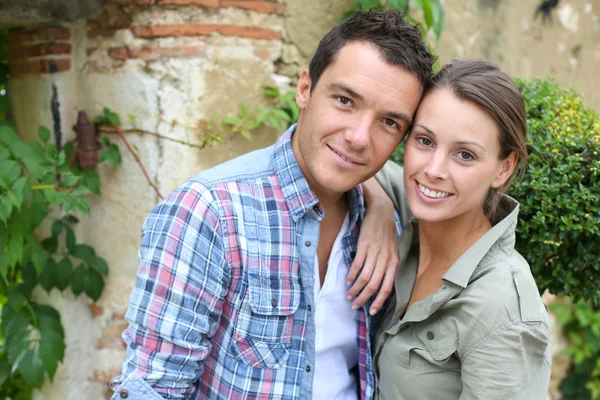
[403,88,516,223]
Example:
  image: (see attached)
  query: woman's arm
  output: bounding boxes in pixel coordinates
[459,322,551,400]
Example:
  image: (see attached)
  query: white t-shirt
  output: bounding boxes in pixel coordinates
[312,213,359,400]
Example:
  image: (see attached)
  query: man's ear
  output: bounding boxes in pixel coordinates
[296,69,311,109]
[491,151,518,189]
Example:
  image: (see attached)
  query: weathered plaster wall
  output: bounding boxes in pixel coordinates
[432,0,600,112]
[2,0,597,399]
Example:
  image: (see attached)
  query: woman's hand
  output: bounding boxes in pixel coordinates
[347,177,399,315]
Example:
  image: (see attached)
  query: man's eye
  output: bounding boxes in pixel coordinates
[337,96,351,105]
[383,118,398,128]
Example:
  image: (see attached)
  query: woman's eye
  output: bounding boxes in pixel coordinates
[337,96,351,106]
[416,137,432,147]
[458,151,475,161]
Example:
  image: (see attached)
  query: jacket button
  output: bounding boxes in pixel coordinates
[350,251,356,259]
[307,304,312,311]
[271,299,278,308]
[305,241,311,247]
[306,365,311,372]
[427,331,435,340]
[119,389,129,398]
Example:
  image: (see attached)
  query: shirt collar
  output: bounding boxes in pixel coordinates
[273,124,365,226]
[402,195,520,288]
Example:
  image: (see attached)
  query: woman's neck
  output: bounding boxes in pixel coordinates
[417,210,492,276]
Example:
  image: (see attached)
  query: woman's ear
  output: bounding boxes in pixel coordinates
[491,151,518,189]
[296,69,312,109]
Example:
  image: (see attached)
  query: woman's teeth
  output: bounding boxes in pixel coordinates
[419,183,451,199]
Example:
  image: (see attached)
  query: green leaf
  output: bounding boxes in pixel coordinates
[38,126,51,143]
[71,244,96,262]
[65,226,76,253]
[38,258,56,292]
[44,144,58,162]
[107,111,120,126]
[40,235,58,255]
[88,256,109,276]
[7,288,26,313]
[30,242,46,274]
[84,269,104,302]
[63,215,79,224]
[54,257,72,291]
[82,171,101,195]
[412,0,424,9]
[93,115,105,124]
[63,141,74,159]
[0,160,21,187]
[0,354,11,387]
[70,264,86,296]
[21,262,38,293]
[17,347,45,386]
[0,124,20,147]
[388,0,409,11]
[51,220,63,235]
[60,173,79,188]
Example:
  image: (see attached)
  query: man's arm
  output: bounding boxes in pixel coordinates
[110,181,231,400]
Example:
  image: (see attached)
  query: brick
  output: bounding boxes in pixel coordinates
[10,59,71,75]
[7,43,71,61]
[87,47,98,56]
[221,0,284,14]
[131,23,281,40]
[112,312,126,320]
[102,320,129,337]
[86,20,102,28]
[6,27,71,46]
[109,45,206,60]
[87,28,120,39]
[158,0,219,6]
[97,336,126,350]
[88,303,104,317]
[93,369,121,383]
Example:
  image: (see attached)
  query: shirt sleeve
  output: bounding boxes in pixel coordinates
[110,181,231,400]
[374,160,412,226]
[459,321,551,400]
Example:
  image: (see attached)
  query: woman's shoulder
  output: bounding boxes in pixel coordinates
[443,251,550,349]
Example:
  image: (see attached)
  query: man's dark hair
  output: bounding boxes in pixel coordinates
[308,10,436,91]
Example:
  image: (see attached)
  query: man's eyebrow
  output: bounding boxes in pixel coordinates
[413,124,487,152]
[329,82,364,102]
[330,82,413,125]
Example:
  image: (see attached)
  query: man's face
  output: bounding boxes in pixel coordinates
[292,41,424,201]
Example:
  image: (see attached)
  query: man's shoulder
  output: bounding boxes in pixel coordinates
[193,143,276,186]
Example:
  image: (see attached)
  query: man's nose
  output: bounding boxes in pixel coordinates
[344,119,370,149]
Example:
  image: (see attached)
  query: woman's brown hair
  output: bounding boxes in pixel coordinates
[426,59,528,219]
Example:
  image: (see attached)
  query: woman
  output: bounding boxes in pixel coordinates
[366,60,551,399]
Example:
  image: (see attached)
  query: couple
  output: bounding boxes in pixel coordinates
[110,10,551,400]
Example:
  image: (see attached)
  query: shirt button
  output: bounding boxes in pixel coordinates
[305,241,311,247]
[350,251,356,259]
[313,205,320,212]
[271,299,278,308]
[427,331,435,340]
[306,365,311,372]
[119,390,129,399]
[307,304,312,311]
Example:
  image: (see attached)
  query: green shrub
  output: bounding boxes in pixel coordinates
[513,78,599,303]
[552,300,600,399]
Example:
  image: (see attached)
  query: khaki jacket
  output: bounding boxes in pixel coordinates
[373,161,552,400]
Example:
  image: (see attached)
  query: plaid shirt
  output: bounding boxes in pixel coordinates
[110,125,377,400]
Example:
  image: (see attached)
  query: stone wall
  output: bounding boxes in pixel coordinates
[2,0,598,398]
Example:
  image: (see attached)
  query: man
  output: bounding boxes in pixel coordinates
[110,10,434,400]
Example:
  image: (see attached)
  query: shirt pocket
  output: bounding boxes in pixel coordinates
[409,319,460,371]
[230,271,300,369]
